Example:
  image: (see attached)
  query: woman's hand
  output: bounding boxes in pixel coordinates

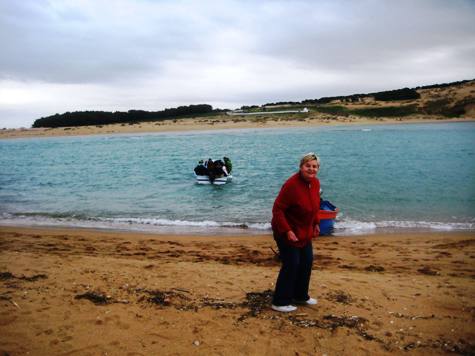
[286,230,298,242]
[313,224,320,238]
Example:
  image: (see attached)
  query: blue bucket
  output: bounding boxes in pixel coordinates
[319,200,338,236]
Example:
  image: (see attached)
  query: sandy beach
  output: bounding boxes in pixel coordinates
[1,226,474,355]
[1,115,473,140]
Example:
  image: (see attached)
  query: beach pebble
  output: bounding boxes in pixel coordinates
[193,340,200,346]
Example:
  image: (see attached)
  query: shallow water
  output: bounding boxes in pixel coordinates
[1,122,474,235]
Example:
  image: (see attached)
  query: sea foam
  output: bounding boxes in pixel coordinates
[1,212,473,236]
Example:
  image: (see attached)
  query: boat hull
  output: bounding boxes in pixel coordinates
[195,174,232,185]
[319,200,338,236]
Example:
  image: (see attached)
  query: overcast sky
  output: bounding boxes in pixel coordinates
[1,0,474,128]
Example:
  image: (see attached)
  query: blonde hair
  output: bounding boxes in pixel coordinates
[300,152,320,167]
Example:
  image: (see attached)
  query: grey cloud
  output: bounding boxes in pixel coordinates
[3,0,473,86]
[1,0,475,128]
[0,0,208,83]
[249,0,475,72]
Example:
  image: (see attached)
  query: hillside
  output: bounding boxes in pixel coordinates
[257,79,475,120]
[1,79,474,139]
[30,79,475,129]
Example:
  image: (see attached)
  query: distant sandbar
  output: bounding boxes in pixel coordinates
[1,114,473,139]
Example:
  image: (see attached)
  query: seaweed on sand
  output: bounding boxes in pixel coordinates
[75,291,110,305]
[0,271,47,282]
[237,289,274,321]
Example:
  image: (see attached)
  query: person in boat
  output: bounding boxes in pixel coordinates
[271,152,321,313]
[194,160,208,176]
[213,159,228,177]
[222,164,229,176]
[207,159,216,182]
[223,157,232,174]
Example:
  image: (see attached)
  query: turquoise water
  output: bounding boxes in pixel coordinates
[1,122,474,235]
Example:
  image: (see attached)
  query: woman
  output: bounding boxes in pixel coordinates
[271,153,321,312]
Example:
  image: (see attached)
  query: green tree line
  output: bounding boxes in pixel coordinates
[32,104,217,128]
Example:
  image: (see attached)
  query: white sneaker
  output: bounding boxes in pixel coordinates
[295,297,318,305]
[271,304,297,312]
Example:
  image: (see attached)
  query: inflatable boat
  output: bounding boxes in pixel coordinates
[195,174,233,185]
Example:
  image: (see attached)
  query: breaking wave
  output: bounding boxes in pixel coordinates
[1,212,473,236]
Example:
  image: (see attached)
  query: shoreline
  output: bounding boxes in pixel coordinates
[1,219,473,238]
[1,224,475,241]
[1,225,474,355]
[1,115,473,140]
[1,223,474,239]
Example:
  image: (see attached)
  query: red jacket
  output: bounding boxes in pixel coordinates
[271,172,320,247]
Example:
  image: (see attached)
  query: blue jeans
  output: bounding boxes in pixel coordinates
[272,235,313,306]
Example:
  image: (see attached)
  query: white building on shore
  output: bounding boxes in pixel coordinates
[227,107,309,116]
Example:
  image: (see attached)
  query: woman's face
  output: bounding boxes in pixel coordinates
[299,159,319,182]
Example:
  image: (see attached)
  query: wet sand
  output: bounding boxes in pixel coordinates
[0,226,474,355]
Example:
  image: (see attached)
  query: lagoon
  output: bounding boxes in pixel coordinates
[1,122,474,235]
